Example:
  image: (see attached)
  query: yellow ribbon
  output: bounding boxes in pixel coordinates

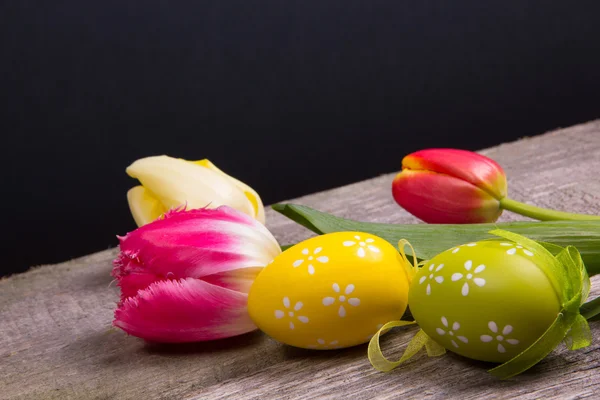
[368,321,446,372]
[397,239,420,284]
[367,240,447,371]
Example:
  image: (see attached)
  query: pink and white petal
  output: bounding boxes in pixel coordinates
[112,251,162,302]
[113,278,256,343]
[201,267,263,294]
[117,271,163,303]
[116,206,280,282]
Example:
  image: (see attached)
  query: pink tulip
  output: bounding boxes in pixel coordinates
[112,206,281,342]
[392,148,600,223]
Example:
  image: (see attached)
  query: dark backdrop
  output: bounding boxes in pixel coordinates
[2,1,599,276]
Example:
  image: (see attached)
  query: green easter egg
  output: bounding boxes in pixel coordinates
[408,240,561,363]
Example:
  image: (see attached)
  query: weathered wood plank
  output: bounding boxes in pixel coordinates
[2,120,600,400]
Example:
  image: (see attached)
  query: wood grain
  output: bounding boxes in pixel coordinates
[2,120,600,400]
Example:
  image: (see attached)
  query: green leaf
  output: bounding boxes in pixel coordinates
[272,203,600,276]
[580,296,600,321]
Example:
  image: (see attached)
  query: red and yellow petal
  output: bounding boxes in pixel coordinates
[402,148,507,201]
[392,169,503,223]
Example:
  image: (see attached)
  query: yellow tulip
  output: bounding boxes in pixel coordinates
[126,156,265,226]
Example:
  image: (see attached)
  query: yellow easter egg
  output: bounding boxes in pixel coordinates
[248,232,410,349]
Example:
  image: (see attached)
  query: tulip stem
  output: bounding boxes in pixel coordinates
[499,197,600,221]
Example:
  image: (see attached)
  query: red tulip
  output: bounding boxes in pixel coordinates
[392,148,600,223]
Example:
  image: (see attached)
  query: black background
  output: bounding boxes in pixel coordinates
[2,1,599,276]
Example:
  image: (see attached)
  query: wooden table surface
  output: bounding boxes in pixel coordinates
[2,121,600,400]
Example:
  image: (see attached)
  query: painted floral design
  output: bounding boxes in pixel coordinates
[435,316,469,348]
[307,338,341,349]
[480,321,520,353]
[342,235,380,258]
[419,263,444,295]
[450,242,477,254]
[451,260,486,296]
[500,242,534,256]
[322,283,360,317]
[274,297,309,330]
[293,247,329,275]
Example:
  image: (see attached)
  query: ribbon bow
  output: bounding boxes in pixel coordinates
[368,230,592,379]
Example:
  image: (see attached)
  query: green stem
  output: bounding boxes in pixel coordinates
[500,197,600,221]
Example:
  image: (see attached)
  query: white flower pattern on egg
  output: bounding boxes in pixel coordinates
[419,263,445,295]
[450,242,477,254]
[292,247,329,275]
[342,235,380,258]
[274,297,310,329]
[435,316,469,348]
[480,321,520,353]
[322,283,361,317]
[500,242,534,256]
[307,338,341,349]
[450,260,486,296]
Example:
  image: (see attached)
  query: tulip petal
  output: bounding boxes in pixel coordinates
[113,251,163,302]
[127,186,167,227]
[192,159,265,224]
[114,278,256,342]
[392,169,502,223]
[403,148,507,200]
[126,156,255,219]
[201,267,263,294]
[113,207,281,293]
